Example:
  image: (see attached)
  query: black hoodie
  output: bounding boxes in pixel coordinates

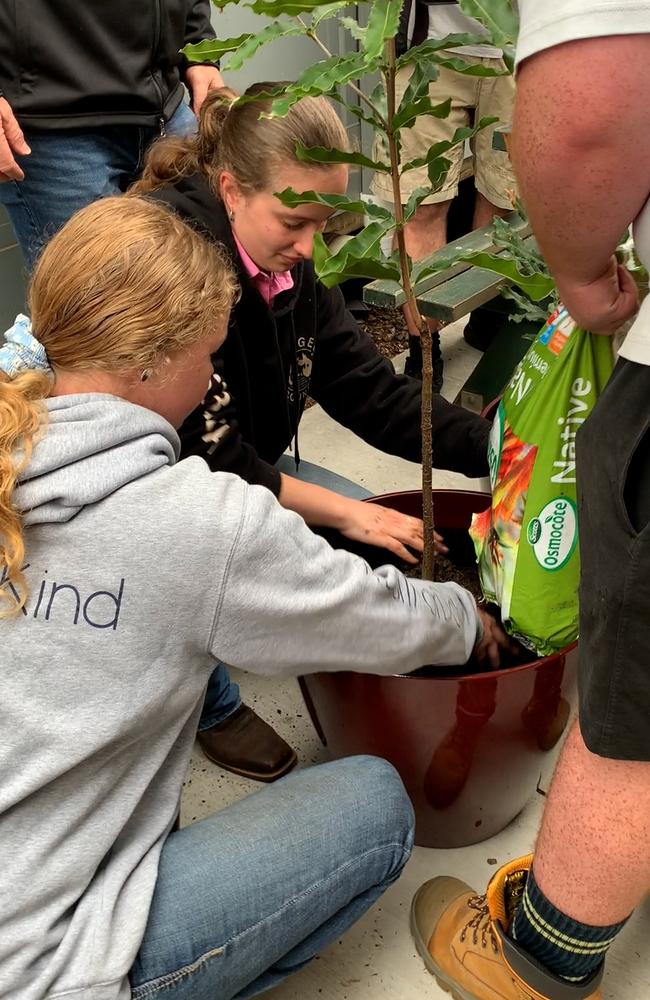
[0,0,215,129]
[150,174,490,497]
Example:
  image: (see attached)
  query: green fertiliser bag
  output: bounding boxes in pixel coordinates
[469,305,614,656]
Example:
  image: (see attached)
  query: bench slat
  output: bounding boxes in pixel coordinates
[416,234,537,322]
[363,211,530,309]
[416,267,508,323]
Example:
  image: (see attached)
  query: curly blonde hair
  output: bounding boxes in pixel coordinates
[0,195,237,617]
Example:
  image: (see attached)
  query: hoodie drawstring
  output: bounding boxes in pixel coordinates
[290,327,301,471]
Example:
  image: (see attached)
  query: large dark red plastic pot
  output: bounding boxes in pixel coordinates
[299,490,577,848]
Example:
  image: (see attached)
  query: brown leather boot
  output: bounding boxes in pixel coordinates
[197,704,297,782]
[411,855,603,1000]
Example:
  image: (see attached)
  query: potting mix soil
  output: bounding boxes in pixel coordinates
[469,305,614,656]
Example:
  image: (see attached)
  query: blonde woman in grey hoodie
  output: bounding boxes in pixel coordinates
[0,196,505,1000]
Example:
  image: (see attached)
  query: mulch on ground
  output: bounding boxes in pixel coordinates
[358,304,409,359]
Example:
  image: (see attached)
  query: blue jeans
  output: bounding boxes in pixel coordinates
[198,663,241,732]
[0,101,196,269]
[199,458,371,730]
[129,756,414,998]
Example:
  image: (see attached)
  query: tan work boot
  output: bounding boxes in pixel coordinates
[410,855,603,1000]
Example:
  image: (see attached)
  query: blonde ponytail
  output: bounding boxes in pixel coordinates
[135,87,238,196]
[0,370,51,617]
[0,195,237,619]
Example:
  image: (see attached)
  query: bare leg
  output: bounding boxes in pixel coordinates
[402,195,507,335]
[534,720,650,925]
[401,201,451,336]
[472,190,511,230]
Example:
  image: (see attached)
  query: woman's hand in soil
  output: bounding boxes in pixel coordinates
[338,500,447,564]
[474,610,516,670]
[276,475,446,560]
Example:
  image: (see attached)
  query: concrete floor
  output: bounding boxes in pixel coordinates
[180,319,649,1000]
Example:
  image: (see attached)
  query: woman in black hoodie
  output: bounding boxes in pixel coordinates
[134,83,491,565]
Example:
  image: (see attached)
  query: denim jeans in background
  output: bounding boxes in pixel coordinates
[130,756,414,999]
[0,101,196,270]
[198,663,241,732]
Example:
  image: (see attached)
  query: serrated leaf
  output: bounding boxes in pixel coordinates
[392,96,451,132]
[310,0,353,27]
[265,50,382,117]
[368,79,389,121]
[275,188,392,220]
[222,23,304,71]
[399,60,440,111]
[319,255,402,286]
[501,286,555,324]
[501,48,515,74]
[314,222,397,287]
[396,32,494,68]
[295,144,391,172]
[183,34,254,64]
[433,54,509,76]
[427,155,452,191]
[468,253,556,301]
[331,95,385,131]
[247,0,329,15]
[312,231,332,271]
[401,117,497,172]
[403,186,432,222]
[364,0,402,60]
[411,238,482,283]
[457,0,519,49]
[340,16,367,41]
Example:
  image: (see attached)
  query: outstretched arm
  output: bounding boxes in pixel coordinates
[512,35,650,332]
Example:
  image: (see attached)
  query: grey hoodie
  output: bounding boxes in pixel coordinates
[0,395,480,1000]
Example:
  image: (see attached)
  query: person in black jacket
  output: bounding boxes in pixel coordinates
[135,84,491,565]
[0,0,223,269]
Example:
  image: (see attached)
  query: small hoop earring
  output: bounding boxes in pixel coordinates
[140,368,152,383]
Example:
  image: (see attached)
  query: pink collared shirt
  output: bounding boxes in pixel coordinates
[233,234,294,307]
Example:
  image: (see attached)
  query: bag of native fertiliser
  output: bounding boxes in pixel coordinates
[469,305,614,656]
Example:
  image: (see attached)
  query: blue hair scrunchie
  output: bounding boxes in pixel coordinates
[0,314,51,377]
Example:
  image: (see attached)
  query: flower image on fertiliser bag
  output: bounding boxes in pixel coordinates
[469,306,614,655]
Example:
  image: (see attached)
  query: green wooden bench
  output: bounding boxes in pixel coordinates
[363,210,538,413]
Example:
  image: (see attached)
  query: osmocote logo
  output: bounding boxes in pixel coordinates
[527,497,577,571]
[487,405,504,488]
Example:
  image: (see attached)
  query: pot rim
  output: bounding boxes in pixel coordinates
[359,640,578,683]
[364,487,578,680]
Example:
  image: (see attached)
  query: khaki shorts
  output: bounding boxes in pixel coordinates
[371,55,517,209]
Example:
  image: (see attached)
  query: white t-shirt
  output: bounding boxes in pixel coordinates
[517,0,650,365]
[428,4,502,59]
